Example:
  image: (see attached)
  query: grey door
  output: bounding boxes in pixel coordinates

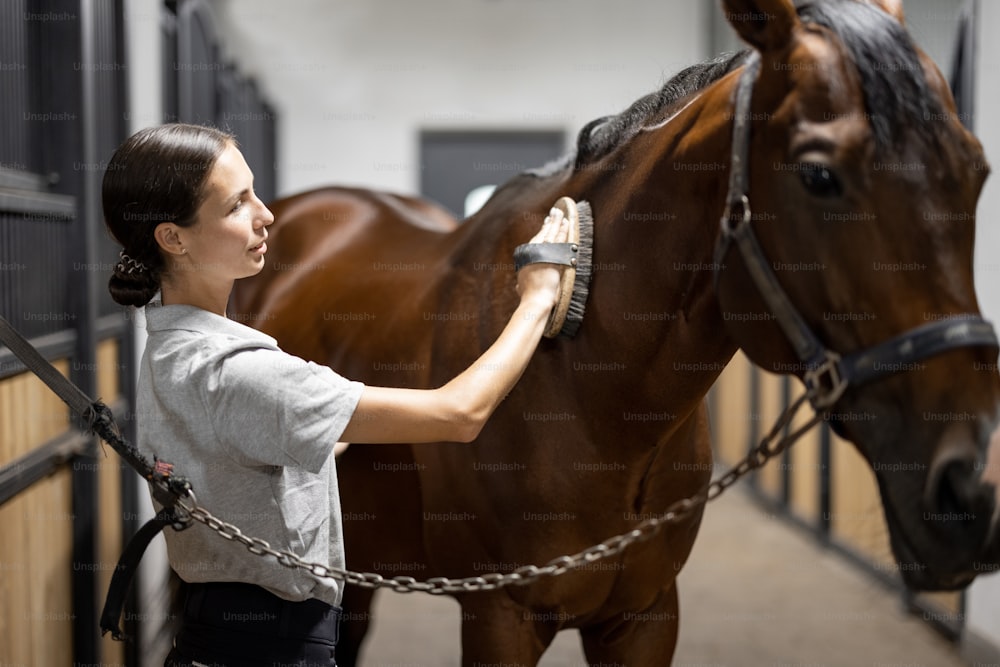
[420,130,565,219]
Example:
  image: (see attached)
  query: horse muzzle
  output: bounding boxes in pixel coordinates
[886,421,1000,591]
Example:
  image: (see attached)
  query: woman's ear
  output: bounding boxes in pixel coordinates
[154,222,187,257]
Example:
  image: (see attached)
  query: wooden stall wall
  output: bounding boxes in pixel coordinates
[709,352,965,641]
[0,1,132,665]
[0,364,74,666]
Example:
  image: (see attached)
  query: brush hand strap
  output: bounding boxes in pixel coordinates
[513,242,580,271]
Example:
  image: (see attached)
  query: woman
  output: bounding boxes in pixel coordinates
[103,123,570,666]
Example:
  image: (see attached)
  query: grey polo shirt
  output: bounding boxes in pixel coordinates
[138,302,364,606]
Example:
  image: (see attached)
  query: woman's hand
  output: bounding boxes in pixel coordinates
[515,207,571,311]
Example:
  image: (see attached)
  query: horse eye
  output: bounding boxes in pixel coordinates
[799,163,843,198]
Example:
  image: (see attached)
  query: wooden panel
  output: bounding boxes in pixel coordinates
[0,371,12,469]
[787,431,822,520]
[0,467,74,665]
[35,360,71,444]
[830,432,894,569]
[754,370,784,500]
[0,361,71,465]
[0,369,21,662]
[95,339,120,402]
[0,360,81,664]
[787,409,823,523]
[710,350,753,467]
[95,339,124,665]
[6,372,29,462]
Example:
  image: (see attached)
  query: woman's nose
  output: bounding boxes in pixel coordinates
[256,198,275,227]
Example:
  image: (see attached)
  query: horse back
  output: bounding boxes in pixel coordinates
[230,186,461,384]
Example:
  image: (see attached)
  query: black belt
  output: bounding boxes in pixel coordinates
[183,581,340,641]
[174,582,340,666]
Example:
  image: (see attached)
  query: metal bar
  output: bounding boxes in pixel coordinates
[746,365,761,491]
[0,167,50,191]
[72,0,101,661]
[95,312,130,340]
[0,430,90,506]
[0,328,77,380]
[780,375,791,507]
[118,321,142,667]
[747,488,964,642]
[0,190,75,218]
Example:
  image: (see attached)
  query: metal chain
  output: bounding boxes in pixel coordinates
[170,390,823,595]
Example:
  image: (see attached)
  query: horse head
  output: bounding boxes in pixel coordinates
[713,0,1000,590]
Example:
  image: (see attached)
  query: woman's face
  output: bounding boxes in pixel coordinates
[180,143,274,283]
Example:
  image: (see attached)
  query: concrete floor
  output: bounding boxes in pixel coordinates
[355,486,970,667]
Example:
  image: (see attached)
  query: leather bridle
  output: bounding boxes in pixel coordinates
[714,52,999,412]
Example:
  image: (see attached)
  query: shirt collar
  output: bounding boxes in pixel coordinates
[144,300,278,348]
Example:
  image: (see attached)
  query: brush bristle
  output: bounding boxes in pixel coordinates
[559,199,594,338]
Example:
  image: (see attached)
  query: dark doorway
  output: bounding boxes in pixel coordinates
[419,130,565,219]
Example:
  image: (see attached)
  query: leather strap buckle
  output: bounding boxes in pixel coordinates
[804,351,848,411]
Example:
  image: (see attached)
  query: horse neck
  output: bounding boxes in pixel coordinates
[558,77,743,406]
[441,73,744,418]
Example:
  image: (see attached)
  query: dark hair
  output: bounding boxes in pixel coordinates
[576,51,749,168]
[103,123,234,307]
[797,0,942,151]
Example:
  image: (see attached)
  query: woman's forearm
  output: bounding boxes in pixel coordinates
[338,294,554,444]
[340,209,567,445]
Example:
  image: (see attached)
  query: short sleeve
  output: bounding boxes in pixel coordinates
[204,346,364,473]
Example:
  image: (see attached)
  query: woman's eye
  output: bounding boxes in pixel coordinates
[799,163,843,198]
[230,200,244,214]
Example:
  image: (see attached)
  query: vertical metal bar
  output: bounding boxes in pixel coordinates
[779,376,791,508]
[950,0,978,131]
[110,1,141,659]
[71,0,101,661]
[176,0,189,122]
[746,366,760,491]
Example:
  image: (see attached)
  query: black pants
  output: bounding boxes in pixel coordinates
[164,582,340,667]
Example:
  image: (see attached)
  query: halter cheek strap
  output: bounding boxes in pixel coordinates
[713,51,999,411]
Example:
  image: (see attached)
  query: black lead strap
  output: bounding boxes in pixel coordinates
[99,506,184,640]
[0,314,192,641]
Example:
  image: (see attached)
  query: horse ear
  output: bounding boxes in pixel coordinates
[859,0,906,24]
[721,0,800,53]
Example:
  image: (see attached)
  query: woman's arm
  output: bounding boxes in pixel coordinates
[339,210,569,444]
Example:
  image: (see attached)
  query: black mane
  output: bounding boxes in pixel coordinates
[565,0,941,171]
[799,0,943,149]
[573,51,749,168]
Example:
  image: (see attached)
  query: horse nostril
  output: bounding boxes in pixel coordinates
[929,460,993,530]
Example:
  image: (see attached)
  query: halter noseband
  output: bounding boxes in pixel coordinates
[714,51,999,411]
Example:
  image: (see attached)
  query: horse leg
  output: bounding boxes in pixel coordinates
[458,593,558,667]
[334,587,377,667]
[334,444,427,666]
[579,584,680,667]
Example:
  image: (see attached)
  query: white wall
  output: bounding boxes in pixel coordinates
[209,0,711,198]
[968,0,1000,654]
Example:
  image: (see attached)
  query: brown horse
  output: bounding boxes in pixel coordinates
[230,0,1000,664]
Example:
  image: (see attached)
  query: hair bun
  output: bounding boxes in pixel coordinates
[109,262,160,307]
